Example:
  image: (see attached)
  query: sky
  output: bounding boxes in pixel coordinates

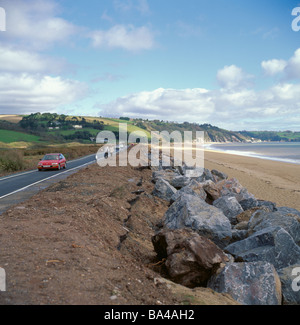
[1,0,300,131]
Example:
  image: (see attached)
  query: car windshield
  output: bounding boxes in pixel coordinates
[43,155,59,161]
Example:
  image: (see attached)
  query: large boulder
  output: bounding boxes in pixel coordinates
[184,179,208,200]
[152,170,179,183]
[170,179,207,203]
[196,168,216,183]
[213,196,244,225]
[257,200,277,212]
[278,264,300,305]
[235,206,271,225]
[211,169,228,182]
[163,194,232,248]
[202,180,221,202]
[239,198,259,211]
[208,262,282,305]
[215,178,255,203]
[169,176,191,189]
[248,210,300,245]
[277,206,300,217]
[240,198,277,212]
[152,228,229,288]
[152,178,177,202]
[225,226,300,271]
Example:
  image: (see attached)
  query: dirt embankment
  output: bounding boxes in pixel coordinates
[0,163,238,305]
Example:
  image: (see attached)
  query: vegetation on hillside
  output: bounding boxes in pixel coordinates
[0,113,299,175]
[0,113,300,148]
[240,130,300,142]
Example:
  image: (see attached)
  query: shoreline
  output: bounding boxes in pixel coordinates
[204,149,300,211]
[204,143,300,165]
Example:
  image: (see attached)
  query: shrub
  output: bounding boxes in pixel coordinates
[0,150,26,172]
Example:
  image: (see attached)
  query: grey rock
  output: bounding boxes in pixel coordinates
[213,196,244,225]
[248,210,300,245]
[216,178,255,203]
[211,169,228,182]
[152,170,179,183]
[277,206,300,217]
[208,262,282,305]
[163,194,232,248]
[170,176,191,189]
[152,178,177,202]
[239,198,258,211]
[257,200,277,212]
[170,179,207,203]
[196,168,216,183]
[225,226,300,271]
[231,229,248,242]
[236,206,272,225]
[278,264,300,305]
[184,179,208,200]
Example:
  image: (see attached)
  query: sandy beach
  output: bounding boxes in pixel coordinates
[204,149,300,211]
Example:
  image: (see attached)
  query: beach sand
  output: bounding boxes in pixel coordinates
[204,150,300,211]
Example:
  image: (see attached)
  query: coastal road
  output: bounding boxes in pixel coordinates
[0,152,99,215]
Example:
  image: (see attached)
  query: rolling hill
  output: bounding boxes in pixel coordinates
[1,113,300,147]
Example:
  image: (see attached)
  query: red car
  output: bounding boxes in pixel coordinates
[38,153,67,171]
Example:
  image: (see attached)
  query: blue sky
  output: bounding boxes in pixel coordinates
[1,0,300,130]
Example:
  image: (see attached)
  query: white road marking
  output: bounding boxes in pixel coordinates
[0,160,96,200]
[0,154,96,183]
[0,169,37,182]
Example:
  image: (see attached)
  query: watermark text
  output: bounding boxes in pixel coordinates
[292,7,300,32]
[292,267,300,292]
[0,268,6,292]
[95,124,204,175]
[0,7,6,32]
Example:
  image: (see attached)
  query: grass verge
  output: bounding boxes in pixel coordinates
[0,144,102,177]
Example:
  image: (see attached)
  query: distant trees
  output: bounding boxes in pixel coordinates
[64,130,94,141]
[18,113,104,132]
[15,113,105,142]
[240,131,282,142]
[3,113,299,143]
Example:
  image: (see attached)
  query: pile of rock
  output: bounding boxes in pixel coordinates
[151,163,300,305]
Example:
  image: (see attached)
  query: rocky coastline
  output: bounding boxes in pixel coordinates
[151,159,300,305]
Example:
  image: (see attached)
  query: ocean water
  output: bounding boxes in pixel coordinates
[205,142,300,165]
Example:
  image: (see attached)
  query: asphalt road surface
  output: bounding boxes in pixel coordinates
[0,153,99,215]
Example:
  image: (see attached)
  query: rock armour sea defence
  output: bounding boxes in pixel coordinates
[151,160,300,305]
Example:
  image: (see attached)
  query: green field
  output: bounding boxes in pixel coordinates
[51,128,100,136]
[83,117,151,137]
[0,129,41,143]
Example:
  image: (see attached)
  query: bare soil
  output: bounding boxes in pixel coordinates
[0,162,238,305]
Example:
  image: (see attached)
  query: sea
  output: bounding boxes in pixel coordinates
[205,142,300,165]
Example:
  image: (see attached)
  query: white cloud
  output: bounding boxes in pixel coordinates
[99,88,214,120]
[284,48,300,80]
[89,24,155,51]
[261,59,287,76]
[0,45,67,74]
[217,65,253,89]
[0,0,87,114]
[97,78,300,131]
[3,0,78,49]
[261,48,300,80]
[0,73,88,114]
